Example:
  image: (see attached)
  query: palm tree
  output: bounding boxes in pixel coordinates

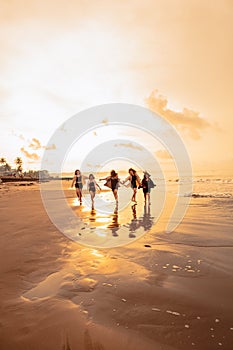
[15,157,23,175]
[0,157,6,173]
[0,157,6,167]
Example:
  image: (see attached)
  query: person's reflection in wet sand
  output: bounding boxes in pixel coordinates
[129,204,140,238]
[89,209,96,223]
[107,206,120,237]
[139,204,154,231]
[132,204,137,219]
[82,208,97,232]
[128,203,154,238]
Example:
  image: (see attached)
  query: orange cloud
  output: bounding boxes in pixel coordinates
[30,138,56,150]
[155,149,172,160]
[114,143,143,151]
[45,144,56,150]
[29,138,42,150]
[146,90,210,140]
[18,135,56,151]
[20,147,39,160]
[86,163,100,168]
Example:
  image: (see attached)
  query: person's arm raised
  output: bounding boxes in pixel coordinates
[99,176,109,181]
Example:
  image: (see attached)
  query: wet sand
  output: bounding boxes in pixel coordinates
[0,181,233,349]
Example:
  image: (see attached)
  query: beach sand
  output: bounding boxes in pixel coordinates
[0,180,233,349]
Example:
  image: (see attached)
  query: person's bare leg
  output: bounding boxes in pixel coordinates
[90,191,95,209]
[113,189,118,204]
[132,188,137,202]
[148,192,151,205]
[76,188,81,202]
[131,189,135,201]
[144,192,147,203]
[79,188,83,204]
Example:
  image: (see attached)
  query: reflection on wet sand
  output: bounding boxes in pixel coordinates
[128,204,154,238]
[129,205,138,238]
[107,206,120,237]
[139,204,154,231]
[78,201,155,240]
[89,209,96,223]
[64,183,158,247]
[82,203,155,240]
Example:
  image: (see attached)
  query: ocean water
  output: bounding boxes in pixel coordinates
[40,173,233,248]
[155,175,233,250]
[184,176,233,198]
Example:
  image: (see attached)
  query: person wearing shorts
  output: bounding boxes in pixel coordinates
[71,169,88,204]
[88,174,101,209]
[99,170,119,205]
[141,171,155,204]
[122,168,141,203]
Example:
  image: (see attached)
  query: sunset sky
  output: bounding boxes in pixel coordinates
[0,0,232,174]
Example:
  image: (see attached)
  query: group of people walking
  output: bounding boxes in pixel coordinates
[71,168,155,209]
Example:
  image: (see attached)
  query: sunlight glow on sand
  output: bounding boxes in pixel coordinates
[90,249,105,258]
[94,217,111,223]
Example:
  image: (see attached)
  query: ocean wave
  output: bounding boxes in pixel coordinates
[183,192,233,198]
[166,178,233,184]
[195,178,233,183]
